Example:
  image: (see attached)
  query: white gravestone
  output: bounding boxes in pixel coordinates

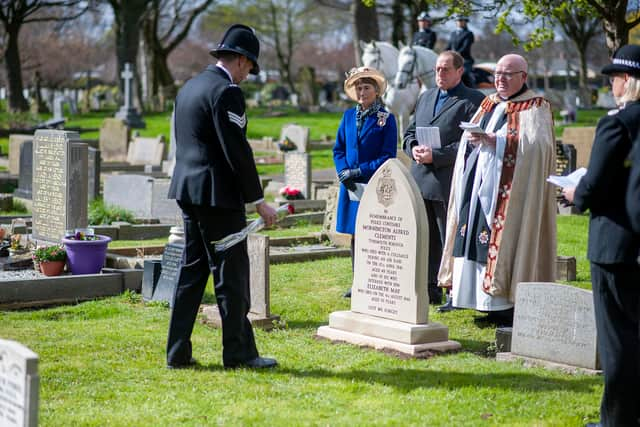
[284,152,311,199]
[0,339,39,427]
[317,159,460,356]
[279,124,310,153]
[497,282,600,373]
[126,135,165,166]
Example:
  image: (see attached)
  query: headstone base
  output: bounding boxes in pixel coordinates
[496,352,601,375]
[200,304,280,331]
[317,311,460,356]
[115,107,146,129]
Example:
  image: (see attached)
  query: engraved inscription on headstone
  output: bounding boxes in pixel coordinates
[351,159,429,324]
[511,282,599,370]
[0,339,39,427]
[284,152,311,199]
[151,243,184,307]
[31,130,88,243]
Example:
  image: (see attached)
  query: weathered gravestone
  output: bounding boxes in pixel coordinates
[148,242,183,307]
[99,118,130,162]
[560,127,596,169]
[279,124,310,153]
[114,63,145,129]
[13,141,33,200]
[284,152,311,199]
[317,159,460,355]
[0,339,39,427]
[126,135,165,166]
[201,234,280,330]
[87,147,101,201]
[31,130,88,243]
[8,135,32,176]
[103,174,179,223]
[496,282,600,374]
[321,184,351,248]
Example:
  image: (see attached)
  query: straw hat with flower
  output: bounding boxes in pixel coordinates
[343,66,387,102]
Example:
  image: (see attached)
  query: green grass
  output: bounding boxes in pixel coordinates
[554,108,607,137]
[0,215,602,426]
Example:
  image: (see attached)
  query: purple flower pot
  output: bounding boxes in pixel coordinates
[61,234,112,275]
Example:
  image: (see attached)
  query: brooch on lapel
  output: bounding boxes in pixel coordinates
[377,111,389,127]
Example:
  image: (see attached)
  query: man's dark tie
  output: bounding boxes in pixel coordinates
[434,90,449,115]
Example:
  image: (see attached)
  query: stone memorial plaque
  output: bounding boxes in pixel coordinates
[511,282,599,370]
[248,233,270,316]
[351,159,429,324]
[8,135,32,176]
[99,118,130,162]
[126,135,165,166]
[555,141,576,177]
[560,127,595,169]
[13,141,33,199]
[284,152,311,199]
[0,339,39,427]
[280,124,310,153]
[31,130,88,243]
[87,147,101,201]
[152,243,184,307]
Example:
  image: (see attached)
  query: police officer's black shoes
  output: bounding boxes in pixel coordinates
[343,289,352,298]
[167,357,198,369]
[226,356,278,369]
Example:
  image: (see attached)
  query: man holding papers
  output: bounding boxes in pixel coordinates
[438,54,557,324]
[403,50,483,308]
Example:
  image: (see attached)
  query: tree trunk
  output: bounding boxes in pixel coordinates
[352,0,379,65]
[391,0,404,46]
[4,24,29,112]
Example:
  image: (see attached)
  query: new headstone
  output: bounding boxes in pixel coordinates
[202,234,280,330]
[0,339,39,427]
[114,63,145,129]
[496,282,600,373]
[13,141,33,199]
[8,135,32,176]
[317,159,460,355]
[279,124,310,153]
[150,243,183,307]
[87,147,101,201]
[31,130,88,243]
[560,127,596,169]
[284,152,311,199]
[99,118,130,162]
[126,135,165,166]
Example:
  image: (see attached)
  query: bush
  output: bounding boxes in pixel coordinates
[88,198,137,225]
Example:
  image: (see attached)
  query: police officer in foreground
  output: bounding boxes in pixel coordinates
[166,24,279,370]
[412,12,437,49]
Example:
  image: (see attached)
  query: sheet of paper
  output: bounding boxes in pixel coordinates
[546,167,587,188]
[459,121,486,134]
[415,126,441,149]
[348,183,367,201]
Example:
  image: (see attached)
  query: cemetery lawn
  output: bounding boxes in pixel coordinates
[0,214,602,426]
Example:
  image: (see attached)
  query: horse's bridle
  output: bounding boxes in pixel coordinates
[398,47,435,87]
[367,45,383,71]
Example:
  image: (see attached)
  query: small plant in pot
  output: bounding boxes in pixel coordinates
[62,228,112,275]
[32,245,67,276]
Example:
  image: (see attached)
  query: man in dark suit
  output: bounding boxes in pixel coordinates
[403,50,484,309]
[447,16,475,87]
[166,24,279,370]
[412,12,436,49]
[563,44,640,427]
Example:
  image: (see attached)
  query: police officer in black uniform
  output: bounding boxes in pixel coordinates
[446,16,475,87]
[166,24,279,370]
[412,12,436,49]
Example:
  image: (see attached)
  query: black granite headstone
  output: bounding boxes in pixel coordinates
[556,142,577,176]
[87,147,101,201]
[14,140,33,199]
[142,259,162,301]
[152,243,184,307]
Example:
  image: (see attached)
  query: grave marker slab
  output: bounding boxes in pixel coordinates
[279,124,310,152]
[99,118,130,162]
[317,159,460,355]
[284,152,311,199]
[87,147,101,201]
[151,243,183,307]
[497,282,600,372]
[8,135,32,176]
[13,141,33,200]
[0,339,39,427]
[31,130,88,243]
[561,127,596,169]
[103,175,179,222]
[126,135,165,166]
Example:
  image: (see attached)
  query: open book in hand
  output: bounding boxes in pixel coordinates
[546,167,587,188]
[459,121,486,134]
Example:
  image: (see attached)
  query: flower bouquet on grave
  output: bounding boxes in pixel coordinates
[279,185,304,201]
[278,137,297,152]
[211,204,295,252]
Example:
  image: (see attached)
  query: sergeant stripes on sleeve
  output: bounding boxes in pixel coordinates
[227,111,247,128]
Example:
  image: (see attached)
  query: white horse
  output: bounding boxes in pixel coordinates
[360,41,420,137]
[394,45,438,90]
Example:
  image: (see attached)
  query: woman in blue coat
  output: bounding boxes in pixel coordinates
[333,66,397,297]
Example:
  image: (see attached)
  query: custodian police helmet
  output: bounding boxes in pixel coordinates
[209,24,261,75]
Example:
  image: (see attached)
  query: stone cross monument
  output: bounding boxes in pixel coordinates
[115,62,146,129]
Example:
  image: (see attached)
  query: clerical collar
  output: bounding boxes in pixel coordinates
[498,84,529,101]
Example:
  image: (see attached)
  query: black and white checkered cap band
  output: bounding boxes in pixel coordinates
[613,58,640,70]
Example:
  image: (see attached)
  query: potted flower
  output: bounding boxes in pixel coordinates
[61,228,112,275]
[279,185,304,201]
[32,245,67,276]
[9,234,28,257]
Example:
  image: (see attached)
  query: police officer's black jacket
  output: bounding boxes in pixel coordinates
[168,65,263,210]
[412,29,436,49]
